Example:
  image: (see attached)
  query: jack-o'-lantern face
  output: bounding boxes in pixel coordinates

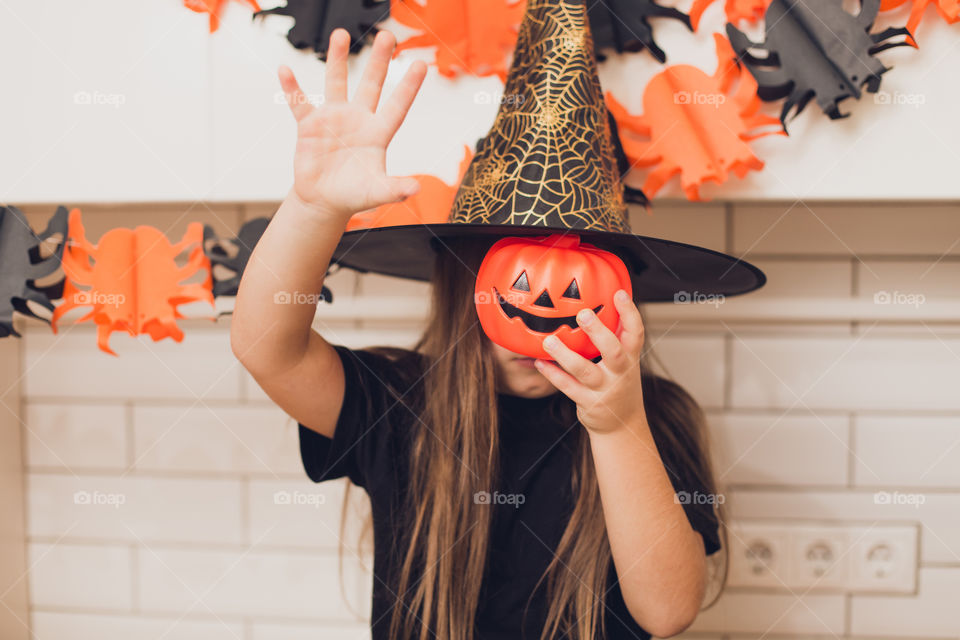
[475,234,632,360]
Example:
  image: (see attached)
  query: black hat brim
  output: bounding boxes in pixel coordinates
[331,223,765,303]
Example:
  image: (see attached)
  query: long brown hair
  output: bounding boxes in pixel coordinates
[351,235,727,640]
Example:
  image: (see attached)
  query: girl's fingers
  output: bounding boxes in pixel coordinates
[574,307,628,372]
[324,28,350,103]
[542,334,604,389]
[613,289,645,356]
[534,359,586,405]
[379,59,427,141]
[353,30,395,111]
[277,66,313,123]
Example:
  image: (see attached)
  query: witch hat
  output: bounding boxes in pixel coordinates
[328,0,765,302]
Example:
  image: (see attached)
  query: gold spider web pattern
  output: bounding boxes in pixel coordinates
[449,0,632,234]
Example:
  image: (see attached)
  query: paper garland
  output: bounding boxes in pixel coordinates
[606,34,784,201]
[0,205,69,338]
[391,0,524,79]
[726,0,912,129]
[50,209,215,356]
[185,0,261,32]
[588,0,692,63]
[253,0,390,59]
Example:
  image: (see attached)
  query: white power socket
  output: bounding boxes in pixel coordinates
[727,521,917,593]
[788,526,849,589]
[846,525,918,593]
[727,522,789,588]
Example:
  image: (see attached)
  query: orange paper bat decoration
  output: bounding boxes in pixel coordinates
[51,209,215,356]
[880,0,958,45]
[346,146,473,231]
[606,33,784,201]
[689,0,771,29]
[184,0,261,32]
[390,0,525,80]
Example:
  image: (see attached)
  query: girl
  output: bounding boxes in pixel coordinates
[232,27,725,640]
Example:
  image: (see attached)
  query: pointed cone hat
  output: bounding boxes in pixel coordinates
[329,0,765,302]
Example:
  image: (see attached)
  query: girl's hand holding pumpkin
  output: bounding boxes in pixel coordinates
[534,289,647,435]
[277,28,427,219]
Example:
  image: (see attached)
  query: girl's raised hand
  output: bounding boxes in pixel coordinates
[278,28,428,218]
[534,289,648,434]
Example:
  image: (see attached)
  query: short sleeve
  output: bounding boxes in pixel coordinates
[298,344,416,489]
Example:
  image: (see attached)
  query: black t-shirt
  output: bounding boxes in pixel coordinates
[298,344,721,640]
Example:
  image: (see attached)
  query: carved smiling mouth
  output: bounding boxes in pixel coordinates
[494,287,603,334]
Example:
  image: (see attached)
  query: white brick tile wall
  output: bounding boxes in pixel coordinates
[732,203,960,256]
[17,201,960,637]
[730,335,960,410]
[25,402,127,470]
[30,611,244,640]
[688,591,846,634]
[853,415,960,488]
[247,478,371,551]
[710,412,850,486]
[250,621,372,640]
[649,335,726,409]
[137,548,371,620]
[856,259,960,300]
[23,325,242,400]
[850,568,960,637]
[27,543,133,610]
[27,474,244,544]
[132,404,302,476]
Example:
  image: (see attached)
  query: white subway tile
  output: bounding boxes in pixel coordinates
[28,543,132,610]
[25,403,127,470]
[23,327,241,400]
[851,567,960,637]
[688,591,844,634]
[631,202,729,253]
[137,548,372,620]
[133,404,301,476]
[250,621,371,640]
[731,335,960,410]
[247,479,372,550]
[649,335,726,409]
[854,415,960,488]
[27,474,243,544]
[857,259,960,300]
[728,489,960,564]
[747,259,853,298]
[733,202,960,256]
[30,611,243,640]
[710,412,849,486]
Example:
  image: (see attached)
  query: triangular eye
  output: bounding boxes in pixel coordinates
[512,271,530,292]
[561,278,580,300]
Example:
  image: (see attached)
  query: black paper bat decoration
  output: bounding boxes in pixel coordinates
[203,218,333,303]
[253,0,390,59]
[203,218,268,298]
[587,0,692,63]
[726,0,912,130]
[0,205,68,338]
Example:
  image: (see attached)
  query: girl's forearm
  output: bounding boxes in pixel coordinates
[588,416,707,637]
[231,187,352,375]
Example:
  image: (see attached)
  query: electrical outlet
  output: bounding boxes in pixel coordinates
[726,521,919,594]
[847,525,918,593]
[787,526,849,589]
[727,522,788,588]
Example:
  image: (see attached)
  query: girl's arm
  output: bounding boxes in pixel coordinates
[587,417,707,637]
[533,292,708,637]
[231,28,426,438]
